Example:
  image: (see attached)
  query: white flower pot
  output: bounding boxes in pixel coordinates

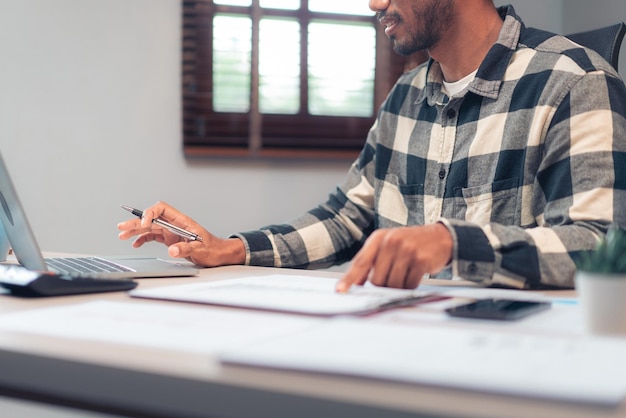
[575,271,626,336]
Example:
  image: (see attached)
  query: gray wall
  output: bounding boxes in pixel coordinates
[0,0,623,260]
[496,0,563,33]
[564,0,626,74]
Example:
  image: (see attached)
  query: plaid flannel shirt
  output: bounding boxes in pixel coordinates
[235,5,626,289]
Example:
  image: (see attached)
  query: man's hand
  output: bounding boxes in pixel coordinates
[336,223,453,292]
[117,201,245,267]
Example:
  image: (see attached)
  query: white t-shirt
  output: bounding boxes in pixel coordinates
[442,69,478,97]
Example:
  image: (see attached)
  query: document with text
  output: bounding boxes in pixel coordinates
[130,274,436,316]
[221,318,626,405]
[0,300,323,355]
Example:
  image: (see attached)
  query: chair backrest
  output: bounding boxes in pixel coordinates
[565,22,626,71]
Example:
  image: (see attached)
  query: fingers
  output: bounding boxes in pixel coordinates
[336,229,413,292]
[117,219,139,240]
[379,234,429,288]
[117,213,172,244]
[335,231,384,292]
[336,224,453,292]
[117,201,172,239]
[118,201,201,243]
[381,248,413,288]
[117,218,153,242]
[140,201,174,229]
[168,237,246,267]
[167,240,210,266]
[117,200,245,268]
[405,264,426,289]
[132,232,165,248]
[168,241,202,258]
[125,226,203,260]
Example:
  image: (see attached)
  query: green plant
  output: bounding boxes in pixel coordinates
[575,225,626,274]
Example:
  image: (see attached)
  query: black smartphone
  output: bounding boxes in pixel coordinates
[445,298,551,321]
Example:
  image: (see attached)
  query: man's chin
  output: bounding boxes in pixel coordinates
[393,43,417,57]
[392,38,430,57]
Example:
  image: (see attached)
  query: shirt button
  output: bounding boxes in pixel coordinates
[438,169,446,179]
[468,263,478,274]
[447,108,456,119]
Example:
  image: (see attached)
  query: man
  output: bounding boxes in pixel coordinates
[118,1,626,290]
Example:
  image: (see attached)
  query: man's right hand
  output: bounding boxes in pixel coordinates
[117,201,246,267]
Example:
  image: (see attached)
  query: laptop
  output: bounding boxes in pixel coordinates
[0,152,199,279]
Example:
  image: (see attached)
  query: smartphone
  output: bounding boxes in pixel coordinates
[445,298,551,321]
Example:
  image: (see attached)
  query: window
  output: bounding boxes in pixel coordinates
[182,0,418,158]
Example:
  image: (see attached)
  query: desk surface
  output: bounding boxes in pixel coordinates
[0,258,622,418]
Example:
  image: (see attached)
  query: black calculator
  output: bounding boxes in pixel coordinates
[0,264,137,297]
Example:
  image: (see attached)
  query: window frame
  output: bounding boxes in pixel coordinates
[182,0,410,159]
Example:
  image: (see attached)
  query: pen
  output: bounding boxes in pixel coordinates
[121,205,203,242]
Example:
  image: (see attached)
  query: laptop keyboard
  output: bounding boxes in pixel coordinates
[46,257,134,275]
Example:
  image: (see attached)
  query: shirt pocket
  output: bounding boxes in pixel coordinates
[453,178,520,226]
[375,174,425,228]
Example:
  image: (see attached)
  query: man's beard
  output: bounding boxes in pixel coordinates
[391,0,455,56]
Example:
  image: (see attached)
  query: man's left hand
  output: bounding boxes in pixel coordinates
[336,223,453,291]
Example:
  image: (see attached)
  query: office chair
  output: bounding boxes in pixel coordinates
[565,22,626,71]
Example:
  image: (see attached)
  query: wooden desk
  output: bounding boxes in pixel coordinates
[0,263,622,418]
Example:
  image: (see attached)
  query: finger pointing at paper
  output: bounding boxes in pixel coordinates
[335,223,453,292]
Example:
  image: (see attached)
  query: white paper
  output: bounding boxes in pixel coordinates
[0,300,322,354]
[130,274,432,316]
[222,318,626,405]
[371,287,585,336]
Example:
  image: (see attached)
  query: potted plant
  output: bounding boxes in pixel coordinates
[575,225,626,336]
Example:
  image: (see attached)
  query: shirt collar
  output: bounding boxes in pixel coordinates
[418,4,523,105]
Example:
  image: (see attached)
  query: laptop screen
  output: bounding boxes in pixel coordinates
[0,152,49,271]
[0,223,10,262]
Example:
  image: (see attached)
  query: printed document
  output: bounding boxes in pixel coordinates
[130,274,434,316]
[221,318,626,405]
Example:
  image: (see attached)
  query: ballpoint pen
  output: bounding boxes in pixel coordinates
[121,205,203,242]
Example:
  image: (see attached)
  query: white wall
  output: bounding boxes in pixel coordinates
[0,0,623,260]
[0,0,350,258]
